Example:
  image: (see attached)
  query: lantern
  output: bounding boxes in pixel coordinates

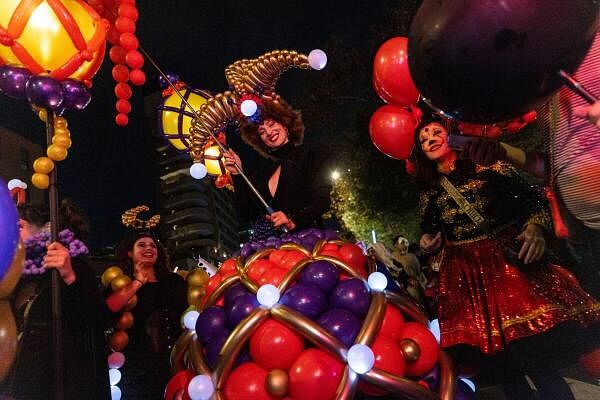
[203,145,227,177]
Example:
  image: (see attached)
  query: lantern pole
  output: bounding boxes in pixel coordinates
[46,109,64,400]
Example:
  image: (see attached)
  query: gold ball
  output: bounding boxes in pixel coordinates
[123,295,138,311]
[111,274,132,291]
[31,173,49,189]
[52,134,72,149]
[187,268,210,287]
[101,266,124,288]
[46,144,68,161]
[266,369,289,397]
[187,286,206,306]
[33,157,55,174]
[54,117,68,129]
[38,109,47,122]
[400,339,421,363]
[53,126,70,137]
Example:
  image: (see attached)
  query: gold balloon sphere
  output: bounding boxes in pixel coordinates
[187,268,210,287]
[124,295,138,311]
[111,274,132,291]
[52,134,72,149]
[38,109,47,122]
[400,339,421,363]
[187,286,206,306]
[54,117,68,129]
[116,311,134,330]
[266,369,289,397]
[46,144,68,161]
[101,266,124,287]
[0,301,18,381]
[0,240,25,300]
[110,330,129,352]
[31,173,49,189]
[33,157,55,174]
[53,126,70,137]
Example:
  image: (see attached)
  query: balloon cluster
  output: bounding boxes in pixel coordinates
[0,66,92,113]
[22,229,88,276]
[370,37,421,161]
[166,228,456,400]
[30,113,73,189]
[88,0,145,126]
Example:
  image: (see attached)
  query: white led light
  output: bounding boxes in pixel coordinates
[308,49,328,70]
[109,368,122,385]
[240,99,258,116]
[367,272,387,291]
[256,284,280,308]
[461,378,476,392]
[347,344,375,374]
[428,319,441,344]
[183,310,200,331]
[110,385,122,400]
[188,374,215,400]
[190,163,207,179]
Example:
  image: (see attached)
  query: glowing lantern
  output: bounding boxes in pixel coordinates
[0,0,108,85]
[203,145,227,176]
[157,86,212,151]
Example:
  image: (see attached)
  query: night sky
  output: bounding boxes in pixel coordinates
[0,0,402,248]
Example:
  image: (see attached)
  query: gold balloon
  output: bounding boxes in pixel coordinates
[101,266,124,287]
[37,109,47,122]
[266,369,289,397]
[33,157,55,174]
[31,173,49,190]
[111,274,132,291]
[54,118,68,130]
[187,268,210,287]
[176,269,189,280]
[0,301,18,381]
[187,286,206,306]
[0,240,25,300]
[46,144,68,161]
[52,134,72,149]
[123,294,138,311]
[160,87,211,151]
[400,339,421,363]
[116,311,134,330]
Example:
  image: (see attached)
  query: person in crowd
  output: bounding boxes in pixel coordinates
[413,115,600,400]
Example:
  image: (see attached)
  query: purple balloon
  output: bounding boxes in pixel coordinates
[205,328,230,369]
[265,236,281,248]
[0,178,19,280]
[227,292,258,328]
[158,71,181,89]
[455,379,476,400]
[0,66,31,99]
[224,283,250,307]
[240,243,253,259]
[317,308,361,347]
[329,278,371,318]
[299,260,340,294]
[280,283,327,320]
[25,75,64,110]
[195,306,227,344]
[61,79,91,110]
[300,234,319,250]
[416,364,441,392]
[323,229,339,240]
[297,229,312,239]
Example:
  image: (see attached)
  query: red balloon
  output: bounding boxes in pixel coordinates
[129,69,146,86]
[379,305,405,341]
[360,335,406,396]
[259,267,287,286]
[338,244,367,277]
[164,370,194,400]
[289,349,345,400]
[319,249,341,260]
[280,250,306,270]
[112,64,129,82]
[320,243,339,253]
[119,32,139,51]
[250,319,304,370]
[115,113,129,127]
[220,258,238,276]
[116,99,131,114]
[109,45,127,65]
[247,259,277,283]
[125,50,144,69]
[268,249,288,267]
[114,82,132,99]
[579,348,600,378]
[373,37,419,106]
[400,322,440,376]
[118,4,139,21]
[369,105,416,160]
[115,16,136,34]
[456,122,503,138]
[224,362,275,400]
[204,273,222,302]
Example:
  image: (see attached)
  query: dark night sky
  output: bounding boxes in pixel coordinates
[0,0,400,248]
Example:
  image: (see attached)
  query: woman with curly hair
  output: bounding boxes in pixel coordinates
[224,98,335,239]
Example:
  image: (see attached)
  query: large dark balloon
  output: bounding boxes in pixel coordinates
[317,308,361,347]
[299,260,340,294]
[408,0,598,122]
[61,79,91,110]
[226,292,258,328]
[0,66,31,99]
[195,306,227,344]
[25,75,64,110]
[329,278,370,318]
[280,283,327,320]
[205,328,231,369]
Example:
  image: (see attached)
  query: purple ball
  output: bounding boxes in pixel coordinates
[61,79,91,110]
[299,260,340,294]
[329,278,371,318]
[416,364,441,392]
[240,243,253,259]
[307,228,324,239]
[25,75,64,110]
[227,292,258,328]
[265,236,281,248]
[323,229,339,240]
[224,283,250,307]
[297,229,312,239]
[300,234,319,250]
[158,71,180,89]
[317,308,361,347]
[280,283,327,320]
[205,328,230,369]
[455,379,476,400]
[195,306,227,344]
[0,66,31,99]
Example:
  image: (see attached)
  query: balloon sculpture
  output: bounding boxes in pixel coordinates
[166,228,456,400]
[408,0,598,123]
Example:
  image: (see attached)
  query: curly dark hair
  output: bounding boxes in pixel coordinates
[238,97,305,158]
[18,198,90,240]
[115,232,171,281]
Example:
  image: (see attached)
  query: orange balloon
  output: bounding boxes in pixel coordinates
[115,311,134,330]
[0,301,18,381]
[110,330,129,351]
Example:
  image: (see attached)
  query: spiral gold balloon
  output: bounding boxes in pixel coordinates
[0,240,25,300]
[0,301,18,381]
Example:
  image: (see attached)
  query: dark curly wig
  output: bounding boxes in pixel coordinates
[238,97,305,158]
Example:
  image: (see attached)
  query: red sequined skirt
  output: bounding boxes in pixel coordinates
[437,230,600,355]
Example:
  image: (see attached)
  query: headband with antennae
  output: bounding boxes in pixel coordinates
[121,205,160,230]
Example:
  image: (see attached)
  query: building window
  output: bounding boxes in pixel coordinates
[19,149,29,171]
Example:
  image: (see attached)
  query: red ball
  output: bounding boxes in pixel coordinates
[359,335,406,396]
[319,249,341,260]
[247,259,277,283]
[338,244,367,277]
[259,267,287,286]
[116,99,131,114]
[522,110,538,123]
[109,45,127,64]
[129,69,146,86]
[205,273,223,298]
[107,26,121,45]
[400,322,440,377]
[373,36,419,106]
[114,82,132,99]
[219,258,238,276]
[115,16,136,33]
[164,370,194,400]
[579,348,600,378]
[125,50,144,69]
[250,319,304,370]
[369,104,417,160]
[111,64,129,82]
[119,32,139,51]
[118,3,139,21]
[115,113,129,126]
[280,250,306,270]
[224,362,275,400]
[268,249,288,267]
[289,349,345,400]
[320,243,339,253]
[379,305,405,341]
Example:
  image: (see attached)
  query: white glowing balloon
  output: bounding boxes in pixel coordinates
[347,344,375,374]
[308,49,327,70]
[110,385,122,400]
[188,374,215,400]
[240,99,258,117]
[256,284,280,308]
[190,163,207,179]
[367,271,388,291]
[184,310,200,331]
[461,378,476,392]
[108,368,122,385]
[428,319,441,344]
